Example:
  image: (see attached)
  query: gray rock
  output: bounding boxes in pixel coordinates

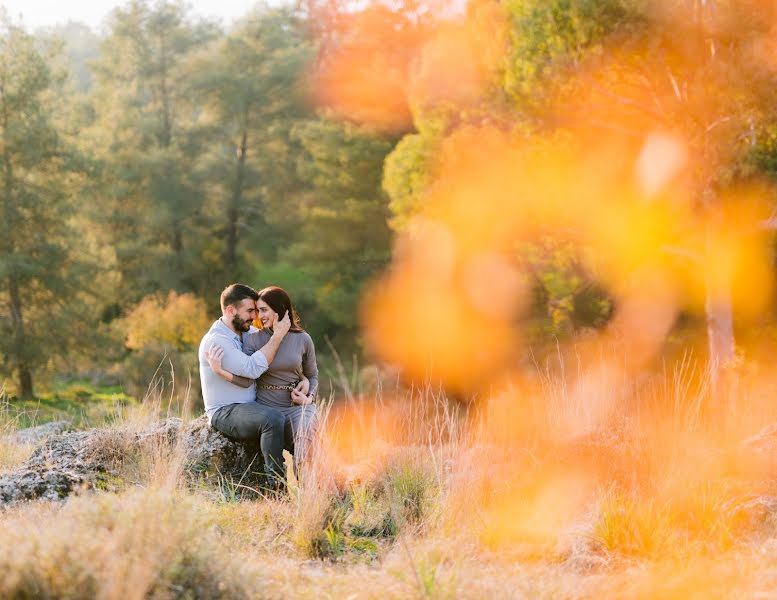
[0,416,263,507]
[732,422,777,480]
[727,495,777,533]
[9,420,72,446]
[741,422,777,457]
[0,430,96,506]
[181,416,263,482]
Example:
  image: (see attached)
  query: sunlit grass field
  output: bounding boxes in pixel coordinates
[3,356,777,599]
[0,381,135,471]
[1,380,135,429]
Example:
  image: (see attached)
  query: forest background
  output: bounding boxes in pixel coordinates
[4,0,777,409]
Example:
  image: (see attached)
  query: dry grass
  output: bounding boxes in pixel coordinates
[0,437,32,472]
[0,387,35,471]
[0,489,255,599]
[2,357,777,598]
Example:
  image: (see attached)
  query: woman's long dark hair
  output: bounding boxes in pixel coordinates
[257,286,304,332]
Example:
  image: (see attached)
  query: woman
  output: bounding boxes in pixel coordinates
[208,286,319,466]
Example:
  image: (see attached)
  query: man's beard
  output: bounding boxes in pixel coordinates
[231,314,251,332]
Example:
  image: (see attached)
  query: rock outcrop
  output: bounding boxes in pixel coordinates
[9,420,72,446]
[0,416,264,506]
[181,416,263,481]
[1,430,100,504]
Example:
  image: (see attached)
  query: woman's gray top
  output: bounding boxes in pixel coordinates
[242,329,319,408]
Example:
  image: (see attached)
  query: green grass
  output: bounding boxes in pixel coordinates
[2,379,137,430]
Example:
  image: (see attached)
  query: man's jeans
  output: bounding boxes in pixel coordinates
[211,402,286,484]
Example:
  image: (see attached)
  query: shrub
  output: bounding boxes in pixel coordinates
[122,292,210,353]
[383,448,439,530]
[118,291,210,410]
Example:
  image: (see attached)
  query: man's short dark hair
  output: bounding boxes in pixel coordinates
[220,283,259,311]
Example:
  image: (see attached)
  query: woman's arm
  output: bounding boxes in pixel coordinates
[302,334,319,396]
[292,334,318,405]
[205,345,253,388]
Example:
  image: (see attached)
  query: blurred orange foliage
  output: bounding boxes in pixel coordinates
[123,291,211,352]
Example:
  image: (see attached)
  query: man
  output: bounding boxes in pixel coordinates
[198,283,297,488]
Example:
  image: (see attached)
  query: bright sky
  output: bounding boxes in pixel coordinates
[0,1,265,32]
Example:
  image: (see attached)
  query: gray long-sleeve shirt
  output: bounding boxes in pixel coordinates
[199,319,269,423]
[243,329,319,408]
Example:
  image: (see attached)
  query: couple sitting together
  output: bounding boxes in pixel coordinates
[198,283,319,490]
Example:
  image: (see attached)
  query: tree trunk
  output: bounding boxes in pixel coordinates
[0,81,32,399]
[704,212,736,385]
[704,275,735,371]
[172,222,184,285]
[8,273,33,399]
[225,127,249,280]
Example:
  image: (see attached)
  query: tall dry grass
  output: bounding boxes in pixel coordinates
[0,385,35,471]
[2,353,777,597]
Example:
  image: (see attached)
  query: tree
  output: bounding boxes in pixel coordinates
[89,0,217,299]
[382,0,777,378]
[517,0,777,374]
[272,117,395,347]
[41,21,101,93]
[0,18,93,398]
[190,8,310,287]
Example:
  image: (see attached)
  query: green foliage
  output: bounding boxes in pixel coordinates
[215,467,261,504]
[381,0,777,358]
[347,485,400,539]
[521,237,612,338]
[380,1,634,344]
[17,0,777,390]
[89,0,219,298]
[502,0,638,106]
[310,500,350,560]
[189,8,311,289]
[321,521,348,559]
[274,118,395,347]
[348,536,380,559]
[297,451,440,563]
[384,452,439,527]
[7,380,135,429]
[747,126,777,182]
[42,22,100,92]
[0,1,405,394]
[0,16,97,398]
[383,132,438,230]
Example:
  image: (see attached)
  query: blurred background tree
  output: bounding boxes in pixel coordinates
[89,0,218,299]
[0,17,95,399]
[189,8,311,292]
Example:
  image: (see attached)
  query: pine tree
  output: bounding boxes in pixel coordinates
[0,18,93,398]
